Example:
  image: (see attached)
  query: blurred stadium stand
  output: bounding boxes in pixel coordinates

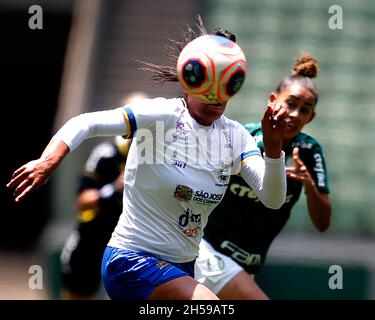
[2,0,375,299]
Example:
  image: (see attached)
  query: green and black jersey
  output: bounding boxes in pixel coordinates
[203,122,330,274]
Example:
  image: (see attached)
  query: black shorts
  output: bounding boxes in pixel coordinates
[60,231,108,296]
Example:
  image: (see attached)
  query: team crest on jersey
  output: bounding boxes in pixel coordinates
[215,161,232,186]
[174,185,193,201]
[207,255,225,272]
[176,120,185,135]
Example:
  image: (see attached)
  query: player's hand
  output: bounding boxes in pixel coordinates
[286,147,314,188]
[261,102,287,158]
[6,159,52,203]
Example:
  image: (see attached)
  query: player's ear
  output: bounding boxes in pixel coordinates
[307,111,316,124]
[268,92,277,103]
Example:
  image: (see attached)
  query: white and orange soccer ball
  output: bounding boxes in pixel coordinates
[177,34,247,104]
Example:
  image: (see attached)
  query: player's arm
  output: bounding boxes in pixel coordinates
[77,169,124,214]
[241,153,286,210]
[76,138,130,214]
[287,147,331,231]
[239,104,288,209]
[305,184,331,232]
[7,108,128,202]
[261,102,287,159]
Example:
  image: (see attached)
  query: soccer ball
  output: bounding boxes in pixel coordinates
[177,34,247,104]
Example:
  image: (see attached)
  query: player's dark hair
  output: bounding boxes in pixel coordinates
[276,53,320,104]
[139,15,236,83]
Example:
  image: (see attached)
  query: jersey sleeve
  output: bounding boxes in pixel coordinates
[121,97,179,138]
[300,142,330,194]
[233,123,262,173]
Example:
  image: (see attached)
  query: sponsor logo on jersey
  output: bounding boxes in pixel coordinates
[193,190,224,205]
[229,183,293,204]
[229,183,261,201]
[292,141,313,149]
[172,159,187,168]
[223,130,232,149]
[171,151,187,168]
[313,153,326,187]
[174,185,193,202]
[178,208,201,237]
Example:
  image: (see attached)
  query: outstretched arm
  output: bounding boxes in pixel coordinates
[240,103,287,209]
[7,108,127,202]
[286,147,331,231]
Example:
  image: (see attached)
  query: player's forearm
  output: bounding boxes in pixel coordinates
[41,108,127,176]
[40,139,70,174]
[263,140,283,159]
[305,183,331,232]
[241,153,286,209]
[259,153,287,209]
[77,182,123,213]
[77,189,100,212]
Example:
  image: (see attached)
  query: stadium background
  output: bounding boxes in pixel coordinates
[1,0,374,299]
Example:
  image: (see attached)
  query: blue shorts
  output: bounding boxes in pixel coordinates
[101,246,195,300]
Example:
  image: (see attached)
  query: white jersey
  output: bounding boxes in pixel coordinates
[108,97,261,263]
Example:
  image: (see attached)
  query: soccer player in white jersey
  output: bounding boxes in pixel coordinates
[7,18,287,300]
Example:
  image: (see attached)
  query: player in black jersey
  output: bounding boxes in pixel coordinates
[195,53,332,299]
[59,136,129,299]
